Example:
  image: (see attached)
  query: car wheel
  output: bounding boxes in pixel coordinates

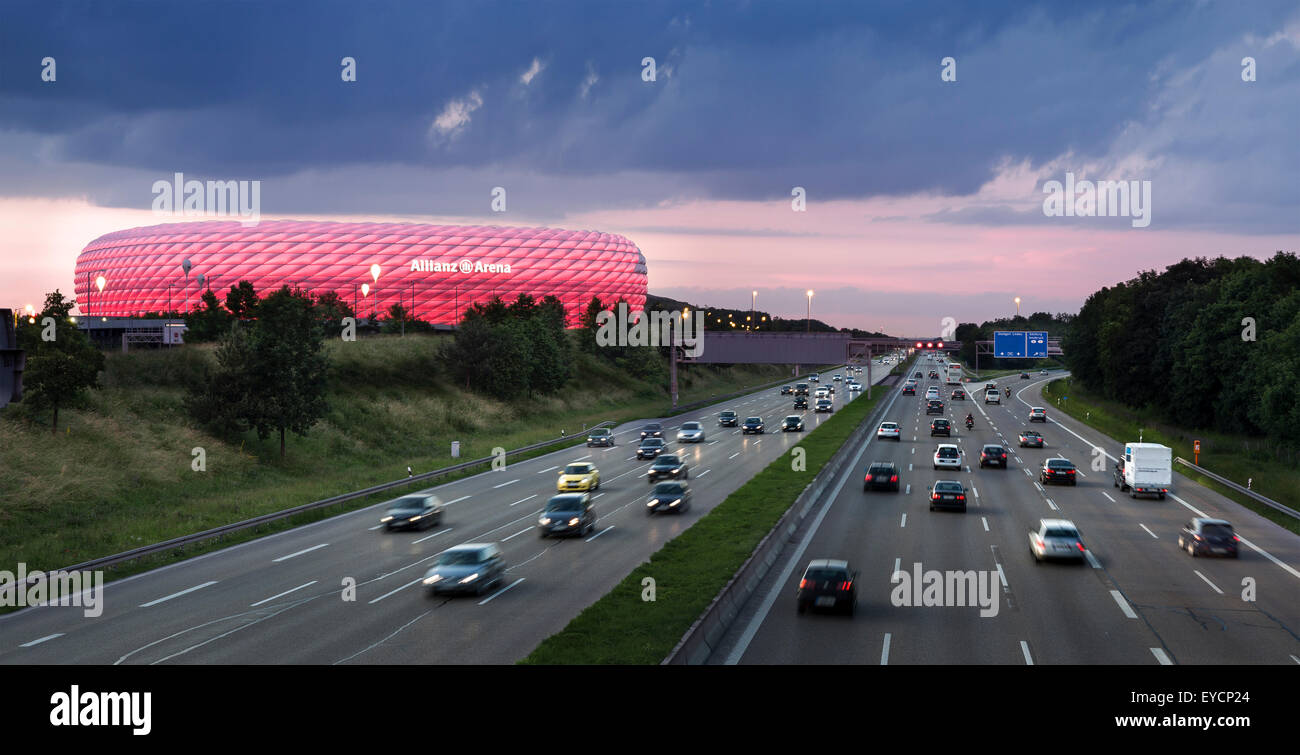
[929,505,935,511]
[1071,479,1077,486]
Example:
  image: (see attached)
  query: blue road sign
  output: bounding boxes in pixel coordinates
[1027,331,1048,358]
[994,331,1026,358]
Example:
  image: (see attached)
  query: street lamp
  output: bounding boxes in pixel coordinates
[750,290,757,332]
[94,273,107,318]
[1015,296,1021,317]
[806,290,814,333]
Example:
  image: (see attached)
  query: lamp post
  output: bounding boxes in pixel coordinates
[750,290,756,332]
[95,273,107,317]
[1015,296,1021,317]
[805,290,814,333]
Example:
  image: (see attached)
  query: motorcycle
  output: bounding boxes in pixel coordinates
[965,417,974,430]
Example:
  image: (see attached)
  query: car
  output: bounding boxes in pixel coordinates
[929,480,967,512]
[795,559,858,615]
[556,461,601,492]
[719,411,739,427]
[793,396,809,409]
[814,387,830,400]
[676,421,706,443]
[1028,407,1047,422]
[647,454,689,482]
[639,422,664,439]
[537,493,597,538]
[1029,519,1086,563]
[742,417,765,434]
[381,494,444,531]
[1040,369,1049,375]
[1039,457,1077,485]
[925,399,945,415]
[782,415,805,432]
[422,543,506,596]
[646,481,691,515]
[933,443,962,470]
[585,427,614,447]
[902,384,916,396]
[979,444,1008,468]
[877,421,901,441]
[925,387,940,398]
[1018,430,1045,448]
[1020,372,1031,380]
[929,371,939,379]
[833,374,842,382]
[794,383,810,396]
[848,382,862,393]
[985,389,1001,404]
[780,385,793,395]
[930,418,951,437]
[985,382,997,392]
[808,373,820,383]
[825,383,835,395]
[914,371,923,379]
[636,437,667,459]
[815,399,834,413]
[1178,518,1239,558]
[951,389,966,400]
[863,462,900,492]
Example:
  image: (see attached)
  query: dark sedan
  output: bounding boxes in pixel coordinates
[646,481,692,515]
[537,494,596,538]
[925,400,945,415]
[782,415,805,432]
[647,454,689,483]
[422,544,507,596]
[979,444,1009,468]
[585,428,614,447]
[380,494,444,531]
[863,462,900,492]
[719,411,739,427]
[793,396,809,409]
[1178,518,1239,558]
[780,385,793,395]
[636,437,667,459]
[742,417,765,434]
[930,418,951,437]
[639,423,664,439]
[796,559,857,615]
[1039,458,1077,486]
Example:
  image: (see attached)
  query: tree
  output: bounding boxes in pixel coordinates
[224,280,260,320]
[312,290,354,327]
[184,321,256,436]
[184,289,234,342]
[246,287,330,457]
[18,290,105,433]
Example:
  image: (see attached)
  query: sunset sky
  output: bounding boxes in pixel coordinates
[1,0,1297,335]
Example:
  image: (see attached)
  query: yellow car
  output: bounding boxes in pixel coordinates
[556,462,601,492]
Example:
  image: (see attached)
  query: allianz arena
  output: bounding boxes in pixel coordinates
[73,220,648,326]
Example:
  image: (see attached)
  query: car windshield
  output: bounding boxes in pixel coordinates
[1201,524,1234,537]
[1044,527,1078,539]
[805,568,846,581]
[785,417,800,422]
[983,446,1004,454]
[938,448,959,458]
[1048,460,1074,469]
[437,550,485,566]
[746,417,761,423]
[869,465,894,474]
[391,496,426,509]
[934,419,948,425]
[653,483,684,495]
[563,465,590,475]
[654,456,680,466]
[641,438,663,447]
[643,424,661,431]
[934,482,963,493]
[545,498,583,512]
[1023,432,1040,437]
[682,422,701,430]
[721,412,736,417]
[881,424,897,429]
[589,429,608,436]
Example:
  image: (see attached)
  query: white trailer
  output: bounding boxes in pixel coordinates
[1113,443,1172,499]
[945,363,963,385]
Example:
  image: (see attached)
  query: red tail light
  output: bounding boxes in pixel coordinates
[1233,535,1240,542]
[890,475,898,482]
[1076,542,1085,552]
[956,495,965,501]
[932,493,940,500]
[799,579,810,589]
[1066,469,1075,474]
[840,581,852,591]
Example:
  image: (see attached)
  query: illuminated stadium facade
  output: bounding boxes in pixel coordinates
[73,220,648,326]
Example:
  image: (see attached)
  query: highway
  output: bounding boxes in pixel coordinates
[0,365,888,664]
[714,363,1300,665]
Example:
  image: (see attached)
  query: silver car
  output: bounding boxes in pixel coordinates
[422,543,507,596]
[1029,519,1086,563]
[933,443,962,470]
[676,421,706,443]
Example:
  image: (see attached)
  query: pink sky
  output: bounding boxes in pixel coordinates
[2,194,1293,335]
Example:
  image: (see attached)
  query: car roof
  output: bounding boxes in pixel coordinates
[981,443,1003,449]
[445,542,496,552]
[806,559,849,570]
[1039,518,1076,528]
[1193,517,1233,527]
[936,443,959,449]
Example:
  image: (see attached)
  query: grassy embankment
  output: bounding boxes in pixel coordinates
[0,333,816,580]
[1043,377,1300,536]
[522,358,903,664]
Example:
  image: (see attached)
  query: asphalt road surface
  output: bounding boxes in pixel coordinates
[715,366,1300,665]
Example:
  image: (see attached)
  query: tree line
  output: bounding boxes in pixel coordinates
[1062,252,1300,441]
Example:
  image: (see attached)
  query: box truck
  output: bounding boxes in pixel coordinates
[1113,443,1172,499]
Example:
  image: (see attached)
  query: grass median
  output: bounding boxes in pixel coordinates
[520,377,891,664]
[1043,377,1300,536]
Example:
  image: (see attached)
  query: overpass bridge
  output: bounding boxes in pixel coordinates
[678,332,960,365]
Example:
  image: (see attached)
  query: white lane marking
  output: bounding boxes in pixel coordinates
[413,527,453,544]
[1014,456,1023,464]
[908,463,913,472]
[1151,648,1173,665]
[510,494,538,507]
[982,517,989,532]
[592,492,605,499]
[20,633,63,648]
[1193,570,1224,595]
[586,526,615,543]
[1168,493,1300,581]
[1291,655,1300,665]
[444,495,471,505]
[140,581,218,608]
[1024,468,1032,477]
[881,633,892,665]
[1110,590,1138,619]
[368,524,383,531]
[368,578,423,604]
[728,452,740,459]
[972,486,979,499]
[1021,641,1033,665]
[575,454,592,461]
[893,557,901,577]
[536,466,558,474]
[1076,469,1087,477]
[272,543,329,563]
[905,484,911,495]
[1101,491,1116,502]
[900,513,907,528]
[1139,523,1159,539]
[478,577,526,605]
[333,610,431,665]
[1085,551,1101,569]
[1033,482,1044,493]
[911,448,915,455]
[1046,499,1058,511]
[995,564,1008,589]
[250,581,318,607]
[492,478,520,489]
[501,527,532,542]
[697,469,712,478]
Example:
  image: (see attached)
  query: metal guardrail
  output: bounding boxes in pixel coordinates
[0,421,615,595]
[1173,457,1299,520]
[663,358,910,665]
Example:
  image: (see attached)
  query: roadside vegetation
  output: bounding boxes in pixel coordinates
[1044,377,1300,536]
